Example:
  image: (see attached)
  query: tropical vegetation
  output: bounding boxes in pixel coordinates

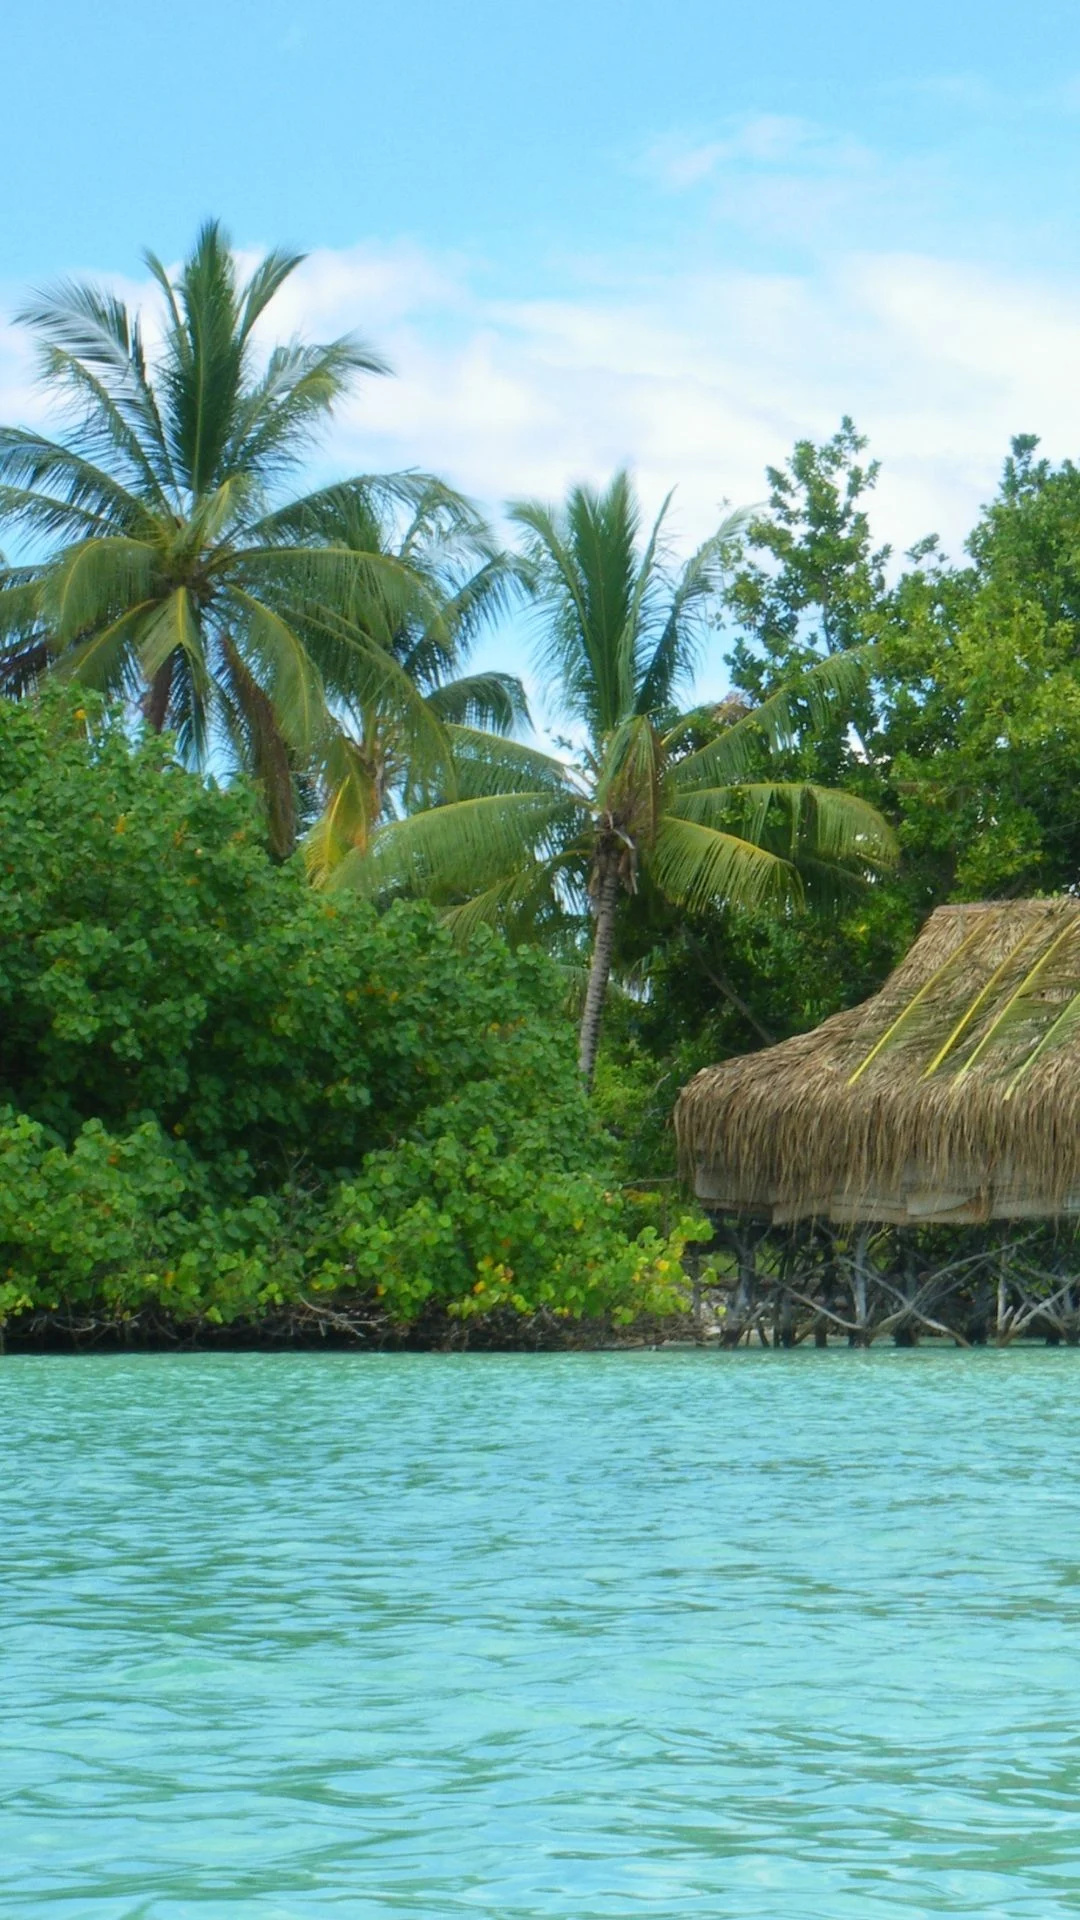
[4,221,1080,1342]
[0,221,521,858]
[342,471,895,1081]
[0,693,698,1339]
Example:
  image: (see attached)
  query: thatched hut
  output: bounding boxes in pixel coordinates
[676,899,1080,1227]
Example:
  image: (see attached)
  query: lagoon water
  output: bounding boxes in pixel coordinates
[4,1350,1080,1917]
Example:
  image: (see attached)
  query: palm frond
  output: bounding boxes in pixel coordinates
[0,481,123,544]
[33,346,177,507]
[424,671,529,733]
[920,917,1056,1081]
[236,240,308,342]
[845,920,993,1086]
[671,782,896,868]
[440,726,575,798]
[0,569,44,635]
[0,571,50,692]
[219,632,297,856]
[283,598,455,780]
[186,472,258,549]
[157,219,248,494]
[304,734,379,883]
[441,857,570,942]
[41,537,158,643]
[595,714,664,846]
[648,814,798,915]
[135,587,205,685]
[228,339,389,478]
[950,921,1080,1087]
[227,587,329,755]
[433,550,524,653]
[50,600,159,698]
[669,645,873,786]
[0,430,157,536]
[333,789,584,898]
[250,471,453,546]
[15,279,177,493]
[1003,989,1080,1099]
[636,507,749,714]
[508,494,596,724]
[235,543,444,638]
[619,488,673,718]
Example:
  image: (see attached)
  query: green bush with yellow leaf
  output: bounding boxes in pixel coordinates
[0,694,701,1339]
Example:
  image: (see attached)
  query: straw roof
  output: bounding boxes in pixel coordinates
[676,899,1080,1225]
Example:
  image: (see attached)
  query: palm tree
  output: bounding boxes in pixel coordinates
[0,220,474,854]
[338,471,896,1083]
[278,473,526,877]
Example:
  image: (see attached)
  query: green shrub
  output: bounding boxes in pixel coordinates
[311,1088,697,1326]
[0,696,583,1177]
[0,695,701,1336]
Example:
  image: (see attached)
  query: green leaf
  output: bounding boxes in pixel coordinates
[648,814,797,914]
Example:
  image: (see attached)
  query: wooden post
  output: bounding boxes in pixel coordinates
[723,1225,758,1347]
[850,1225,871,1346]
[996,1242,1010,1346]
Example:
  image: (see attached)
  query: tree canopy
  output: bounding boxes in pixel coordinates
[0,692,699,1339]
[0,221,519,856]
[338,469,895,1081]
[4,218,1080,1338]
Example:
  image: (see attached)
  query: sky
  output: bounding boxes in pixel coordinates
[5,0,1080,703]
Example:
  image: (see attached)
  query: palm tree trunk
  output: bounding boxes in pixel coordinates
[222,638,297,859]
[578,862,621,1087]
[144,659,174,732]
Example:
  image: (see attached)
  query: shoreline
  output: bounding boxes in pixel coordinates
[4,1313,1078,1355]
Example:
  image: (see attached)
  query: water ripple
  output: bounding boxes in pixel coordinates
[3,1349,1080,1915]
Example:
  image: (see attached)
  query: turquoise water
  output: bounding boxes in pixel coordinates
[3,1352,1080,1917]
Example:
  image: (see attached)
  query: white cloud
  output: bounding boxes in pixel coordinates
[4,228,1080,696]
[261,242,1080,566]
[642,115,873,191]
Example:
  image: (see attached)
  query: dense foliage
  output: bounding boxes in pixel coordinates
[0,222,522,860]
[347,469,894,1084]
[600,423,1080,1179]
[0,695,699,1339]
[7,221,1080,1346]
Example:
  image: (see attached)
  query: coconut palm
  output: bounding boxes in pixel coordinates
[0,220,473,853]
[339,471,896,1083]
[277,473,526,876]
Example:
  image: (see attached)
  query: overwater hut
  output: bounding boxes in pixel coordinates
[676,899,1080,1228]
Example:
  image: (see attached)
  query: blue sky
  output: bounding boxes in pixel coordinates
[5,0,1080,703]
[6,0,1080,281]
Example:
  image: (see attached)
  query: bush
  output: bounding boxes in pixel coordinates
[0,695,701,1338]
[310,1087,693,1327]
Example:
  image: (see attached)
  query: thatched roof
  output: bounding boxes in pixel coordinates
[676,899,1080,1225]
